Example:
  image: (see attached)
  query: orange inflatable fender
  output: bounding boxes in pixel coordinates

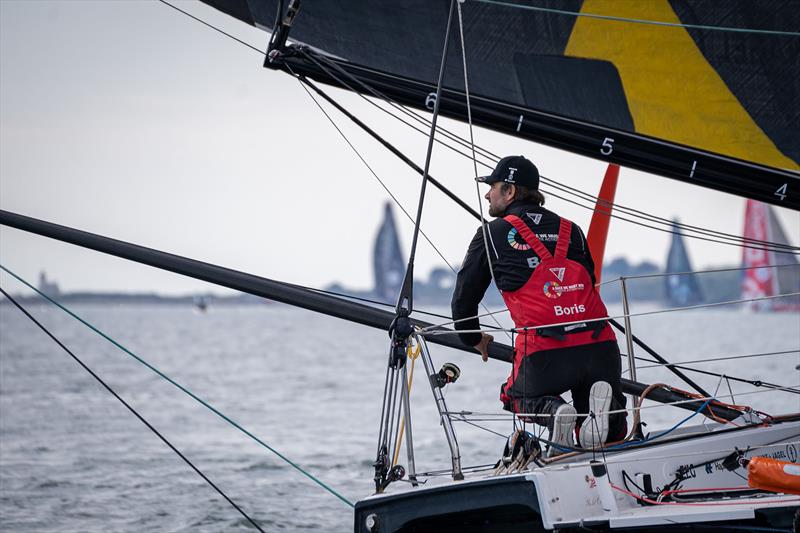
[747,456,800,495]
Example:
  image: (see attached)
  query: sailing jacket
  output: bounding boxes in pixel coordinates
[451,200,599,349]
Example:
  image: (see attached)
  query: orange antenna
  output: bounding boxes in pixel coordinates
[586,164,620,284]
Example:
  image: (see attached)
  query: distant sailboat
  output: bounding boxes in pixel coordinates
[741,200,800,311]
[665,219,703,307]
[193,295,208,312]
[372,202,405,302]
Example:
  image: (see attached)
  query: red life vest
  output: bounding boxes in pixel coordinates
[500,215,616,396]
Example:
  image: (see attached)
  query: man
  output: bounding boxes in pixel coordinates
[451,155,626,455]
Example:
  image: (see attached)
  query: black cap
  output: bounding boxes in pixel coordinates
[477,155,539,189]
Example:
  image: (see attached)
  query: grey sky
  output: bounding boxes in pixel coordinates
[1,0,798,296]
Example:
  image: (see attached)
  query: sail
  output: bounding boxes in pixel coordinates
[665,219,704,307]
[203,0,800,209]
[741,200,800,311]
[373,202,405,302]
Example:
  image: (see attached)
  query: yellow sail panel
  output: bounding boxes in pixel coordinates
[565,0,799,171]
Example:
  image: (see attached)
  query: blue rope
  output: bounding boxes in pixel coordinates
[606,398,714,450]
[474,0,800,37]
[0,264,355,508]
[546,397,716,453]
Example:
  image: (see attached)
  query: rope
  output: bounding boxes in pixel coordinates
[473,0,800,37]
[392,342,422,466]
[0,286,266,532]
[0,264,355,508]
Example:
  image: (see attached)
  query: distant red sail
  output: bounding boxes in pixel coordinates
[741,200,776,309]
[741,200,800,312]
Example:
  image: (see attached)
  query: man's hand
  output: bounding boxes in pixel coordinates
[474,333,494,362]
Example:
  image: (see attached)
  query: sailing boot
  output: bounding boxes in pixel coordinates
[579,381,613,449]
[546,402,577,458]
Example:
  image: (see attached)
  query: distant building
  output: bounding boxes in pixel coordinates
[38,271,60,298]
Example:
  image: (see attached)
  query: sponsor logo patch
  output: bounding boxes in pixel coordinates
[543,281,585,299]
[526,212,542,225]
[507,228,531,251]
[549,267,566,281]
[536,233,559,242]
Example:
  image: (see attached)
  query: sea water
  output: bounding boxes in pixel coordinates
[1,302,798,531]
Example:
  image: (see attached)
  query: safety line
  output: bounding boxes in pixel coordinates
[422,291,800,334]
[0,264,355,508]
[635,349,799,369]
[474,0,800,37]
[446,383,800,419]
[0,286,266,532]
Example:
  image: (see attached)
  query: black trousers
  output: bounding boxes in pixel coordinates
[503,340,627,438]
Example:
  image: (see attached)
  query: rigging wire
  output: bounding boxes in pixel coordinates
[473,0,800,37]
[0,264,355,508]
[298,48,503,169]
[0,286,267,532]
[299,48,798,255]
[456,0,502,302]
[289,67,513,341]
[297,47,798,254]
[289,67,453,274]
[158,0,265,55]
[301,77,484,221]
[157,0,799,258]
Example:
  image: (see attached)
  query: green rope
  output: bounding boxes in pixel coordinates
[0,264,355,509]
[474,0,800,37]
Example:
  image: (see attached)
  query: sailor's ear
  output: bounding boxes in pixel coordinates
[506,183,517,199]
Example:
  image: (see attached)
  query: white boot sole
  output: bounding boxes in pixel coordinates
[547,404,576,457]
[579,381,612,449]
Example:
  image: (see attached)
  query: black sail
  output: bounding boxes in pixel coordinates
[203,0,800,209]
